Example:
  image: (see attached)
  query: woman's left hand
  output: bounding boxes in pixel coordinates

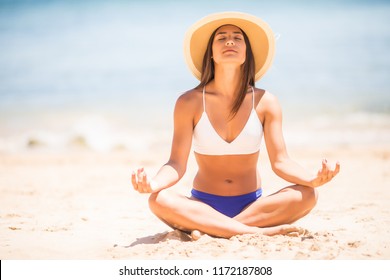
[311,159,340,187]
[131,167,157,193]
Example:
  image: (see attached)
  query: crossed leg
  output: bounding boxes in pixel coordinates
[234,185,318,227]
[148,185,318,239]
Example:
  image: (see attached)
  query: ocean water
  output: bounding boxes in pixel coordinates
[0,0,389,153]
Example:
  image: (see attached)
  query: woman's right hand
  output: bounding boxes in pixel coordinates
[131,167,157,193]
[310,159,340,188]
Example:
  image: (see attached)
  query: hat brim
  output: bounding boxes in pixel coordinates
[184,12,275,82]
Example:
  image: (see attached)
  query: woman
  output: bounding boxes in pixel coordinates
[131,12,340,239]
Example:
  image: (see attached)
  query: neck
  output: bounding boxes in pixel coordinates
[212,65,242,97]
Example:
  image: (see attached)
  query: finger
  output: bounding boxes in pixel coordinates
[334,161,341,174]
[317,159,325,174]
[327,161,340,180]
[142,172,150,192]
[131,171,138,190]
[317,165,326,179]
[135,168,146,193]
[322,159,330,177]
[142,171,147,185]
[138,169,144,184]
[322,159,329,171]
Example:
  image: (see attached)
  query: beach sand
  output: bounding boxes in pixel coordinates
[1,141,389,260]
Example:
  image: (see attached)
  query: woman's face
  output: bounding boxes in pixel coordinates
[212,25,246,68]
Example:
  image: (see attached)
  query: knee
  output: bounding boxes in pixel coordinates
[301,186,318,210]
[148,189,175,214]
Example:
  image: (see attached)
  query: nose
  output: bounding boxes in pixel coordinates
[225,39,235,46]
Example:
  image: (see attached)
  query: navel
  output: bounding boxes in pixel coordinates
[225,179,233,184]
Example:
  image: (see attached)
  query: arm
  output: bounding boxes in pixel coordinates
[132,93,195,193]
[261,92,340,188]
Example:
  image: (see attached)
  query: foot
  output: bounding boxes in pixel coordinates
[259,224,305,236]
[191,229,206,241]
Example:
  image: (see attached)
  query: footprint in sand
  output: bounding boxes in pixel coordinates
[8,226,22,230]
[5,213,22,218]
[347,240,362,248]
[43,226,70,232]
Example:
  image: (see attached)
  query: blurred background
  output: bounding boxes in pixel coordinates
[0,0,389,154]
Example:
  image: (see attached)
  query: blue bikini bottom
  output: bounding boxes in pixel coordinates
[191,188,262,218]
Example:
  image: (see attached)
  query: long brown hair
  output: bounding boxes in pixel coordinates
[196,25,255,118]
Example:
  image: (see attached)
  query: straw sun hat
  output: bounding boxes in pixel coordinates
[184,11,275,82]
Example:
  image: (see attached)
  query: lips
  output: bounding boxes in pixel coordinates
[223,49,237,54]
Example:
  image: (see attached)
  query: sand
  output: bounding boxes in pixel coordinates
[1,142,389,260]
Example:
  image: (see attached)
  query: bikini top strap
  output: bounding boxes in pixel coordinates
[251,86,255,109]
[202,86,206,112]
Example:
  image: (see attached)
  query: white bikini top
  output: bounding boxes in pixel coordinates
[193,87,263,156]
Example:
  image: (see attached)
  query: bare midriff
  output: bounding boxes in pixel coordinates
[193,151,261,196]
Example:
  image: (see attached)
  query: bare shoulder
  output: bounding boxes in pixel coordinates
[254,88,282,119]
[174,88,203,114]
[254,88,278,105]
[177,88,201,103]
